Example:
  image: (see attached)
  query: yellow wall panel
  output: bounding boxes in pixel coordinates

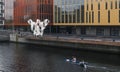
[84,0,120,26]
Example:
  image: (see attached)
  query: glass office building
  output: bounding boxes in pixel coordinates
[14,0,120,36]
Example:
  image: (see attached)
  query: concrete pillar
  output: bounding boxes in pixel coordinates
[104,27,110,36]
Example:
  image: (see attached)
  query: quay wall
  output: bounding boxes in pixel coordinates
[0,35,9,41]
[10,34,120,54]
[0,30,12,41]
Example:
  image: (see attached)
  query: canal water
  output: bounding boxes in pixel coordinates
[0,42,120,72]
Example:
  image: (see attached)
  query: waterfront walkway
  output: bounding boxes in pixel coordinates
[44,35,120,46]
[23,33,120,47]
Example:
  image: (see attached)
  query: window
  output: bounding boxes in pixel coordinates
[108,10,110,23]
[0,14,3,17]
[86,12,88,23]
[105,2,108,9]
[89,12,91,23]
[96,27,104,36]
[115,0,117,9]
[111,1,113,9]
[110,28,119,36]
[87,4,89,10]
[98,11,100,23]
[91,4,93,10]
[98,3,100,10]
[119,1,120,9]
[54,0,84,23]
[92,11,94,23]
[119,10,120,23]
[0,21,3,24]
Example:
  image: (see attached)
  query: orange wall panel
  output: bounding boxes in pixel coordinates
[14,0,53,26]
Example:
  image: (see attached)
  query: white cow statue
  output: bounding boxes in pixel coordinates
[27,19,50,37]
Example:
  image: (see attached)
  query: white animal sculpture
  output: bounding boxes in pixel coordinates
[27,19,36,31]
[27,19,50,37]
[37,19,50,36]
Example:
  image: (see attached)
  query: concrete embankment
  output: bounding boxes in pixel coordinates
[10,34,120,54]
[0,35,9,41]
[0,30,12,41]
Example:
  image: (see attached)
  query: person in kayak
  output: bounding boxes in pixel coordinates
[71,56,77,63]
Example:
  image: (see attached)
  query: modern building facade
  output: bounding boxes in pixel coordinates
[0,0,4,25]
[84,0,120,36]
[5,0,14,21]
[53,0,84,25]
[14,0,120,36]
[14,0,53,25]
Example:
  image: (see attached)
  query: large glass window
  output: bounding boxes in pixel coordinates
[96,27,104,36]
[110,27,119,36]
[54,0,84,23]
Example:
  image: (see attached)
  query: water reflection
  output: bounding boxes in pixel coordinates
[0,43,120,72]
[13,44,30,72]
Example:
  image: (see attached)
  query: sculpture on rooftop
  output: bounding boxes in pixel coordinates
[27,19,50,37]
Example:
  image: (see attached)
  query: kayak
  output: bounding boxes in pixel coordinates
[66,59,88,68]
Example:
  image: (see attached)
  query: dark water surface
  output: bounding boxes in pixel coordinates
[0,42,120,72]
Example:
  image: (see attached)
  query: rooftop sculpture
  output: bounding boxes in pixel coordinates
[27,19,50,37]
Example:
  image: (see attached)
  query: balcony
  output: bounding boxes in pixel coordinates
[0,2,4,5]
[0,10,4,13]
[0,17,4,20]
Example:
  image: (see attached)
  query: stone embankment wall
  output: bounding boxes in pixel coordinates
[0,30,12,41]
[10,34,120,54]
